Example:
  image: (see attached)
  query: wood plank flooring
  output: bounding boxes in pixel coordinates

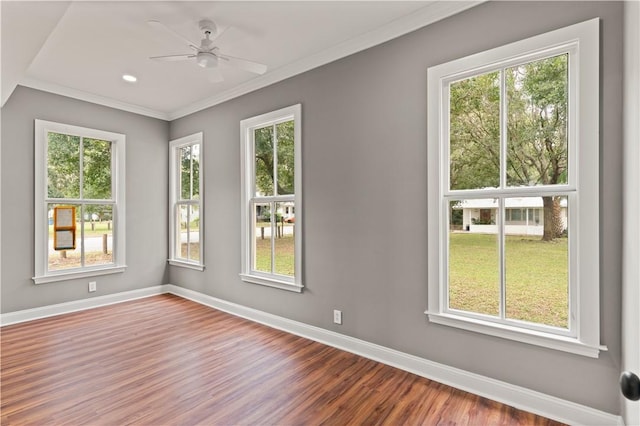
[1,294,563,425]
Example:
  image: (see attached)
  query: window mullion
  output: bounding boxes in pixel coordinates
[273,124,278,196]
[186,204,191,260]
[79,137,84,200]
[500,68,507,190]
[498,198,506,320]
[79,137,85,268]
[190,147,194,200]
[498,68,507,321]
[80,204,85,268]
[270,201,276,273]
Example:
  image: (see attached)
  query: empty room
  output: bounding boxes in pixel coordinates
[1,1,639,425]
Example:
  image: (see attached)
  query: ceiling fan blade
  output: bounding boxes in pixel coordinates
[217,54,267,75]
[207,68,224,83]
[147,20,199,49]
[150,54,195,61]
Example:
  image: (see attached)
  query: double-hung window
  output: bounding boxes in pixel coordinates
[426,19,602,356]
[34,120,126,283]
[169,133,204,270]
[240,104,302,292]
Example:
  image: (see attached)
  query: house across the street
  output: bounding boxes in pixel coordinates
[455,197,568,236]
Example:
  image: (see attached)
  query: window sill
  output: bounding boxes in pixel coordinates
[239,273,303,293]
[168,260,205,271]
[33,265,127,284]
[425,311,606,358]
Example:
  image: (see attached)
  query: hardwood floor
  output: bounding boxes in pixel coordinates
[1,294,563,425]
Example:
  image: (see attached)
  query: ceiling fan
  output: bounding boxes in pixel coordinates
[148,19,268,82]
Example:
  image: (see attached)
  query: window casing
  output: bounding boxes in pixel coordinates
[426,19,603,357]
[240,104,302,292]
[169,133,204,270]
[34,120,126,284]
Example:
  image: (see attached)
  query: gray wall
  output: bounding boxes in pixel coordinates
[169,2,623,414]
[1,86,169,312]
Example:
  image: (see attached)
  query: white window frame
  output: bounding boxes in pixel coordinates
[33,120,126,284]
[169,132,205,271]
[426,19,604,357]
[240,104,303,292]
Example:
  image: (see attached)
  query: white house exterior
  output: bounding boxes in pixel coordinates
[455,197,568,236]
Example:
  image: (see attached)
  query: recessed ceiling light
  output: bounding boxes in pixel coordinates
[122,74,137,83]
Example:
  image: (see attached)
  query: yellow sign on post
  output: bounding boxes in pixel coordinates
[53,206,76,250]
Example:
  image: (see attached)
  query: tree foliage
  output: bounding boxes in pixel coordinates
[449,54,568,240]
[47,132,113,220]
[180,144,200,200]
[254,120,295,196]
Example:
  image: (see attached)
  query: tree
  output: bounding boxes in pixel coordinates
[449,71,500,190]
[450,54,568,241]
[48,133,80,199]
[180,144,199,200]
[47,133,113,221]
[254,120,294,196]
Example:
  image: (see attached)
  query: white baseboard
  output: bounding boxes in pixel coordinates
[0,285,166,326]
[1,284,622,425]
[164,284,621,426]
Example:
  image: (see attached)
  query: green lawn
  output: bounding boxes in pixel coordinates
[48,251,112,271]
[186,232,564,327]
[180,242,200,262]
[255,234,295,276]
[449,233,568,328]
[177,229,294,275]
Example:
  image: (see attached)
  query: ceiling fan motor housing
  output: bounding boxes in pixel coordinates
[199,19,217,37]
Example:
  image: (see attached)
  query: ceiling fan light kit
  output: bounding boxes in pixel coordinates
[197,52,218,68]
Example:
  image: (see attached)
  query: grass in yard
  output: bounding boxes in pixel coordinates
[449,233,568,328]
[180,242,200,262]
[48,251,113,271]
[255,234,295,276]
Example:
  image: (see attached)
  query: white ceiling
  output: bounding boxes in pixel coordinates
[1,1,480,120]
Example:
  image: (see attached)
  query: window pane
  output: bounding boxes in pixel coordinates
[253,203,272,273]
[449,71,500,190]
[276,121,295,195]
[84,204,113,267]
[48,203,81,271]
[177,204,189,260]
[180,146,192,200]
[47,133,80,198]
[506,54,568,187]
[274,202,295,276]
[187,205,200,262]
[191,144,200,200]
[448,200,499,316]
[254,126,274,196]
[505,196,568,328]
[83,138,112,199]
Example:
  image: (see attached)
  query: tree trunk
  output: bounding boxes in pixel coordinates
[542,196,564,241]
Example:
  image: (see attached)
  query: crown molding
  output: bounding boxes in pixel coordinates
[168,0,484,120]
[18,77,170,121]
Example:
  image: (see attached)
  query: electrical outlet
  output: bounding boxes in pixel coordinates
[333,309,342,325]
[88,281,97,292]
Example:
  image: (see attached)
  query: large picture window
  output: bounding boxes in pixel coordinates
[34,120,126,283]
[426,19,602,356]
[169,133,204,270]
[240,104,302,292]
